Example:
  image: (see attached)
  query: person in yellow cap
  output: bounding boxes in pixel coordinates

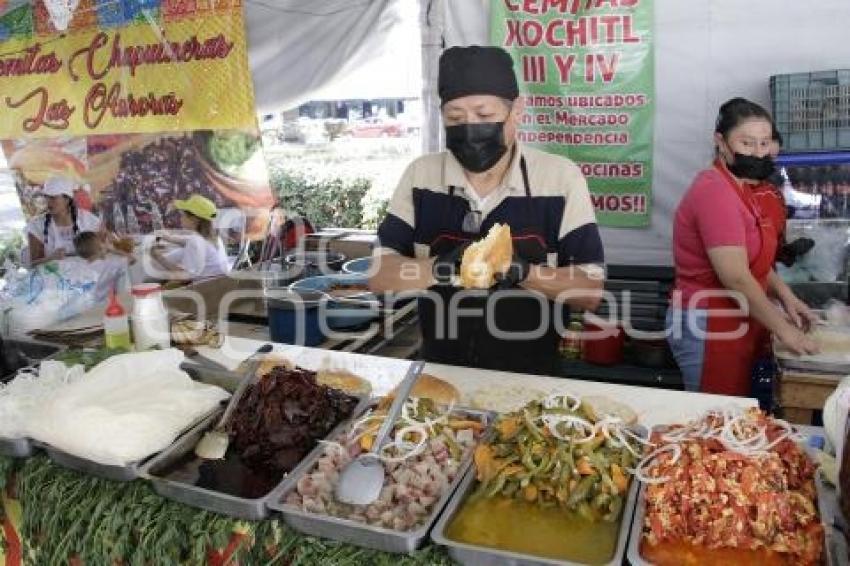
[148,194,229,280]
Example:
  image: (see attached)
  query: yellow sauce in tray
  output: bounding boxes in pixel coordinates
[445,494,620,564]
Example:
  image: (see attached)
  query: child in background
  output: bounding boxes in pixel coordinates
[73,231,135,303]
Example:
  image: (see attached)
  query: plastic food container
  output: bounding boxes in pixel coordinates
[582,317,625,365]
[265,289,324,346]
[288,274,380,330]
[131,283,170,350]
[342,256,372,275]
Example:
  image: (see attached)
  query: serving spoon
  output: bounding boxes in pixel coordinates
[194,343,273,460]
[335,361,423,505]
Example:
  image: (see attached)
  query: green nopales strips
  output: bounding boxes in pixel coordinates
[0,455,454,565]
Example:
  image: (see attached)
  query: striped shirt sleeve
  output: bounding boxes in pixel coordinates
[376,162,416,257]
[557,165,604,266]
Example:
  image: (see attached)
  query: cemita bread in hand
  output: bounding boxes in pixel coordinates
[459,223,513,288]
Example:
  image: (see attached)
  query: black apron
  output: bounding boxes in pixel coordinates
[418,156,565,375]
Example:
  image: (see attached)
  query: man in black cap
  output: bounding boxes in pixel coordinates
[370,45,604,375]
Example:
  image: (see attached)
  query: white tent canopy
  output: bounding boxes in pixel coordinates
[246,0,421,111]
[246,0,850,265]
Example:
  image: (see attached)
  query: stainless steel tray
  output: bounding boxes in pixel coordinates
[141,395,370,520]
[267,407,495,554]
[39,405,222,482]
[430,437,641,566]
[41,443,146,481]
[626,452,837,565]
[816,472,846,566]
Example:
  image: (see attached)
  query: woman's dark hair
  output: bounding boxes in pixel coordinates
[715,97,773,137]
[772,126,783,146]
[183,210,214,240]
[196,218,214,239]
[43,196,79,244]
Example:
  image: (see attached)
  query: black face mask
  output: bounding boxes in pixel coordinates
[445,122,508,173]
[726,152,776,181]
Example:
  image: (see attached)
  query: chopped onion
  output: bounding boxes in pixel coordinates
[542,392,581,412]
[719,415,769,455]
[763,418,794,449]
[317,439,346,454]
[542,414,596,443]
[378,424,428,463]
[634,443,681,484]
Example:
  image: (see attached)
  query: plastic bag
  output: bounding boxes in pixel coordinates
[783,221,850,282]
[27,349,229,465]
[0,361,85,439]
[0,259,99,335]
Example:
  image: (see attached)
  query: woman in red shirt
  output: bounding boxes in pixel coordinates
[667,98,819,395]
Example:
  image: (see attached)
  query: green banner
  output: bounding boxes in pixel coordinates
[490,0,654,228]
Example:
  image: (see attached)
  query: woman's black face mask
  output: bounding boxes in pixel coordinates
[723,144,775,181]
[727,153,776,181]
[445,122,508,173]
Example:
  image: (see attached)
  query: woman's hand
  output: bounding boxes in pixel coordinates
[776,324,820,356]
[779,292,819,332]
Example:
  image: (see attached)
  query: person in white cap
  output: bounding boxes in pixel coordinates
[26,176,102,266]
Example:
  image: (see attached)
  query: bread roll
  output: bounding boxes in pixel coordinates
[254,355,294,377]
[459,223,513,289]
[382,374,461,408]
[316,369,372,396]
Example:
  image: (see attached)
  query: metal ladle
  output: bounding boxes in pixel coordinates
[334,361,423,505]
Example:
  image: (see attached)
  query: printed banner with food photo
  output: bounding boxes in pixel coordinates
[0,1,274,238]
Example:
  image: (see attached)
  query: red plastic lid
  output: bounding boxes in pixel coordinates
[105,288,126,317]
[131,283,162,297]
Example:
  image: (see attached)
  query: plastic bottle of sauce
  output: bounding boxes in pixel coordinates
[131,283,170,350]
[104,289,132,350]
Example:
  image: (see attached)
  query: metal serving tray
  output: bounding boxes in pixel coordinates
[626,449,837,565]
[41,443,147,482]
[39,405,222,482]
[430,431,643,566]
[141,395,371,521]
[816,472,845,566]
[267,407,495,554]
